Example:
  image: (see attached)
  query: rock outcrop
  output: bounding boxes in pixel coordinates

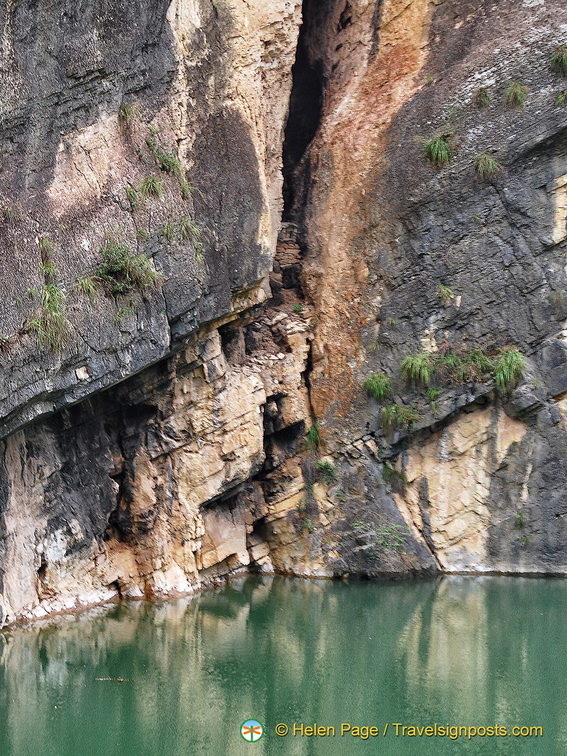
[292,0,567,577]
[1,0,567,625]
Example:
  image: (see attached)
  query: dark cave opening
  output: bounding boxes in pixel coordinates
[282,0,326,219]
[37,555,47,584]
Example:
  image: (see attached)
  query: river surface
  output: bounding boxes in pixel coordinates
[0,575,564,755]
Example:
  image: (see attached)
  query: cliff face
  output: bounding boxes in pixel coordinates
[295,0,567,576]
[0,0,301,434]
[1,0,567,625]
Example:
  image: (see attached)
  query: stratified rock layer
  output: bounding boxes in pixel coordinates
[0,0,301,435]
[2,0,567,626]
[293,0,567,576]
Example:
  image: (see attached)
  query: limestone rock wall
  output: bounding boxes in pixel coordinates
[0,0,301,435]
[2,0,567,626]
[288,0,567,577]
[0,308,315,625]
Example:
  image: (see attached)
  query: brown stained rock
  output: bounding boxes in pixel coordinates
[297,0,435,438]
[0,307,315,625]
[4,0,567,626]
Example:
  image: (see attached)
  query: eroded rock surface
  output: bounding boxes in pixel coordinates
[288,0,567,577]
[2,0,567,625]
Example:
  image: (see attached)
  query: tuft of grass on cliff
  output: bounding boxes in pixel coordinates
[381,404,420,435]
[473,87,492,107]
[140,176,163,198]
[506,82,528,107]
[552,45,567,76]
[424,134,453,166]
[364,373,392,401]
[474,153,502,179]
[28,283,69,352]
[493,347,524,393]
[91,240,160,298]
[401,353,434,386]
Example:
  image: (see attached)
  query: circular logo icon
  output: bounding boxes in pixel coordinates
[241,719,264,742]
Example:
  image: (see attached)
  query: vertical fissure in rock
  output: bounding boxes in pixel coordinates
[281,0,326,221]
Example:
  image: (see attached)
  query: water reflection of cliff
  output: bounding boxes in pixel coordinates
[0,577,434,756]
[395,576,567,751]
[0,576,564,755]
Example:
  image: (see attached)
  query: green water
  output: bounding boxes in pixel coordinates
[0,575,564,755]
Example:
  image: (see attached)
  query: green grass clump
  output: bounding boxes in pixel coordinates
[3,207,18,225]
[293,303,304,314]
[385,344,525,414]
[179,216,200,242]
[375,523,405,548]
[415,346,524,390]
[438,284,454,303]
[162,222,176,242]
[473,87,492,107]
[434,349,493,385]
[179,217,204,260]
[303,519,315,534]
[493,346,524,393]
[316,459,336,485]
[506,82,527,107]
[424,135,453,165]
[556,90,567,105]
[434,353,463,384]
[118,103,136,127]
[474,152,502,179]
[436,353,462,373]
[36,283,65,312]
[180,180,192,200]
[460,349,493,380]
[115,301,137,323]
[364,373,392,401]
[140,176,163,198]
[305,421,319,451]
[95,239,159,297]
[29,283,69,352]
[75,275,98,301]
[401,353,434,386]
[427,387,441,401]
[552,45,567,76]
[352,520,406,554]
[515,511,526,529]
[157,151,182,176]
[381,464,408,495]
[38,236,53,256]
[125,186,139,211]
[381,404,420,434]
[426,386,441,412]
[146,132,182,177]
[40,261,58,282]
